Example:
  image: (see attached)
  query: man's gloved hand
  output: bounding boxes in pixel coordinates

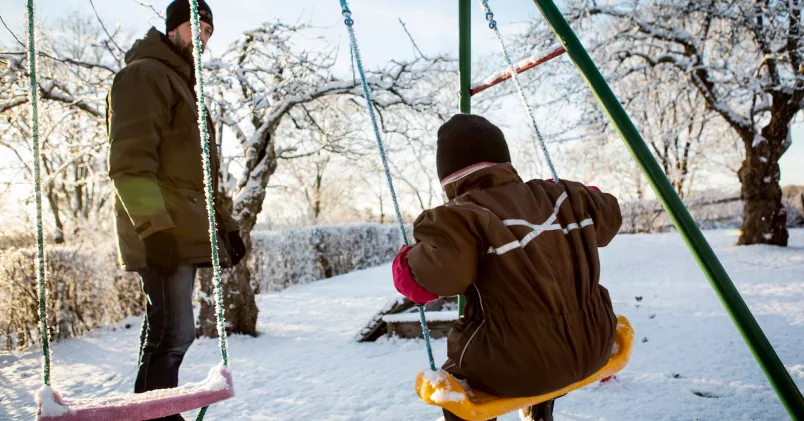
[143,229,180,276]
[227,231,247,266]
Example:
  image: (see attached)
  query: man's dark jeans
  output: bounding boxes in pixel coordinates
[135,265,196,421]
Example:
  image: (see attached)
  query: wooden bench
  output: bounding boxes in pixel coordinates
[382,310,458,339]
[356,296,459,341]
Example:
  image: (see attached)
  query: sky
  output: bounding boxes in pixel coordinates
[1,0,536,69]
[1,0,802,214]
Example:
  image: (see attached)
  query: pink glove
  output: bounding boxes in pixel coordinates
[393,245,439,305]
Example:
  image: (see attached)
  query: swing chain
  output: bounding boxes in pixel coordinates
[341,4,354,27]
[188,0,231,418]
[479,0,559,182]
[338,0,435,372]
[26,0,52,388]
[482,3,497,29]
[188,0,228,368]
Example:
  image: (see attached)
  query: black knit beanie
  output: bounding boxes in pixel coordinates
[166,0,213,34]
[436,114,511,181]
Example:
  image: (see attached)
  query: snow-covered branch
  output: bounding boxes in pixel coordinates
[0,97,27,114]
[38,82,104,118]
[531,0,803,244]
[198,21,454,231]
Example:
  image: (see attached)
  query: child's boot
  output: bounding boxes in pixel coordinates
[518,399,554,421]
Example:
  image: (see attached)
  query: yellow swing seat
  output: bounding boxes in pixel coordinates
[415,315,634,421]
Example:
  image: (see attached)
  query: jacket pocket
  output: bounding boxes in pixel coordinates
[162,187,209,248]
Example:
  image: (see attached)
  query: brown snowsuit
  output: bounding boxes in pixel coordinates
[407,163,622,403]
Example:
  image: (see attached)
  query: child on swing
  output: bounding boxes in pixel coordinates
[392,114,622,421]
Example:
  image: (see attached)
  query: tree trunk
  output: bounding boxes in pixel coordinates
[313,170,323,221]
[737,132,788,246]
[73,165,84,219]
[196,248,259,338]
[378,192,385,224]
[313,228,333,279]
[46,186,66,244]
[196,200,260,337]
[196,129,278,337]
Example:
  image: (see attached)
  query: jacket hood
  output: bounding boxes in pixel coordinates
[442,162,522,200]
[124,27,193,83]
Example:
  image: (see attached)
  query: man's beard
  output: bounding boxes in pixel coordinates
[170,33,198,64]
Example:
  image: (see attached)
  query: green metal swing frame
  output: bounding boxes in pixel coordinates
[456,0,804,419]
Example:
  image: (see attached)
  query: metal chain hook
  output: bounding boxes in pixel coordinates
[481,0,497,29]
[341,5,354,27]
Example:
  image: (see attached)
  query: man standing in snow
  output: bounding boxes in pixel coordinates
[106,1,245,419]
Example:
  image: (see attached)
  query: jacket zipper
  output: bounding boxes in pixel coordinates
[459,283,486,368]
[459,320,484,368]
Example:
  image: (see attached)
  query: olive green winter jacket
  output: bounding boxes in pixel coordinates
[107,28,238,271]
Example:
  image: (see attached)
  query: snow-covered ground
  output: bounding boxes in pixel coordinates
[2,229,803,420]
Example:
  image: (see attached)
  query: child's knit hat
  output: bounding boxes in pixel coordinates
[436,114,511,181]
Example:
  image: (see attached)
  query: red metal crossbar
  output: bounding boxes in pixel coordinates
[470,46,566,96]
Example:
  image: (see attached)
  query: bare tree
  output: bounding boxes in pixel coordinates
[1,13,122,243]
[531,0,803,246]
[587,65,730,198]
[296,153,332,223]
[3,13,457,336]
[195,22,455,336]
[562,138,649,201]
[273,151,365,226]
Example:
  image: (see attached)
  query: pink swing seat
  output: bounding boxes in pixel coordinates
[36,365,234,421]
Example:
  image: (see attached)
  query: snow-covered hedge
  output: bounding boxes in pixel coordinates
[250,224,410,292]
[619,195,740,233]
[3,204,798,349]
[248,200,801,292]
[618,194,803,234]
[0,246,141,350]
[0,224,410,348]
[0,231,36,250]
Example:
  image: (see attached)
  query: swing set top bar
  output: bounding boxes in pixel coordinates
[470,45,566,96]
[454,0,802,417]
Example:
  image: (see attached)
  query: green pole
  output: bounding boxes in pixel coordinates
[459,0,471,115]
[457,0,471,318]
[531,0,804,418]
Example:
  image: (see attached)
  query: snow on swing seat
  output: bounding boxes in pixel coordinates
[415,315,634,421]
[36,365,234,421]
